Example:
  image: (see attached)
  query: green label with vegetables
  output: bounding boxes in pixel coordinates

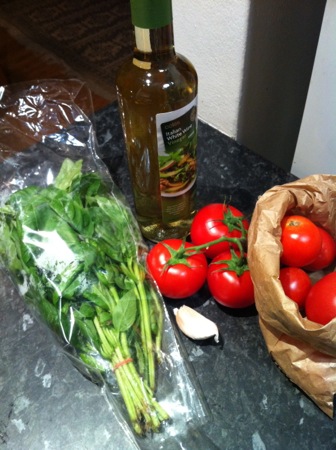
[156,97,197,198]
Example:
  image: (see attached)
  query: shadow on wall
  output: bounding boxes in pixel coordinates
[237,0,326,172]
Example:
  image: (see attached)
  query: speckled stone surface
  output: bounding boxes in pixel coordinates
[1,101,335,450]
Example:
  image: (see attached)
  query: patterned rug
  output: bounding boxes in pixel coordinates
[0,0,133,101]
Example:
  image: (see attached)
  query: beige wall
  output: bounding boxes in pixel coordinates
[173,0,249,138]
[293,0,336,178]
[173,0,326,174]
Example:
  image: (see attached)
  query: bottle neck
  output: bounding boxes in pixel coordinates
[130,0,175,66]
[133,24,175,60]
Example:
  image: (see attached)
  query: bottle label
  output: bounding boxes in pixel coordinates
[156,97,197,201]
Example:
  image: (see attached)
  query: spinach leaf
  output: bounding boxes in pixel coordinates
[0,158,168,435]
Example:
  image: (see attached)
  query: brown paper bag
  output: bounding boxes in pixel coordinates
[248,174,336,417]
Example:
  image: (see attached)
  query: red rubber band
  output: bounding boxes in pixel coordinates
[113,357,133,371]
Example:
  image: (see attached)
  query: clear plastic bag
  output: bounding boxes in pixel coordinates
[0,80,211,449]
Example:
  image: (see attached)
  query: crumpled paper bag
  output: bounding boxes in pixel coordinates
[248,174,336,417]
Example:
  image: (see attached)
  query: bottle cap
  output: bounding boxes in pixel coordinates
[130,0,173,29]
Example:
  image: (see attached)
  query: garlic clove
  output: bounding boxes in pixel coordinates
[174,305,219,343]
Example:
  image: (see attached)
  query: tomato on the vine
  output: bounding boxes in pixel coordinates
[304,227,336,271]
[279,267,312,310]
[207,249,255,308]
[280,215,322,267]
[146,239,208,299]
[305,272,336,325]
[190,203,249,259]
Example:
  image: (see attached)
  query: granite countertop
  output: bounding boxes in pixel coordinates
[1,101,335,450]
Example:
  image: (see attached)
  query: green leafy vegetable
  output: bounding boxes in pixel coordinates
[0,158,168,435]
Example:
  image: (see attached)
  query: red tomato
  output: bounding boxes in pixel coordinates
[207,250,255,308]
[304,227,336,271]
[280,215,322,267]
[279,267,312,310]
[190,203,249,259]
[146,239,207,299]
[305,272,336,325]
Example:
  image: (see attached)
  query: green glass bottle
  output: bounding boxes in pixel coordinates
[116,0,198,242]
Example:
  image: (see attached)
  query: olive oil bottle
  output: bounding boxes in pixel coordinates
[116,0,198,242]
